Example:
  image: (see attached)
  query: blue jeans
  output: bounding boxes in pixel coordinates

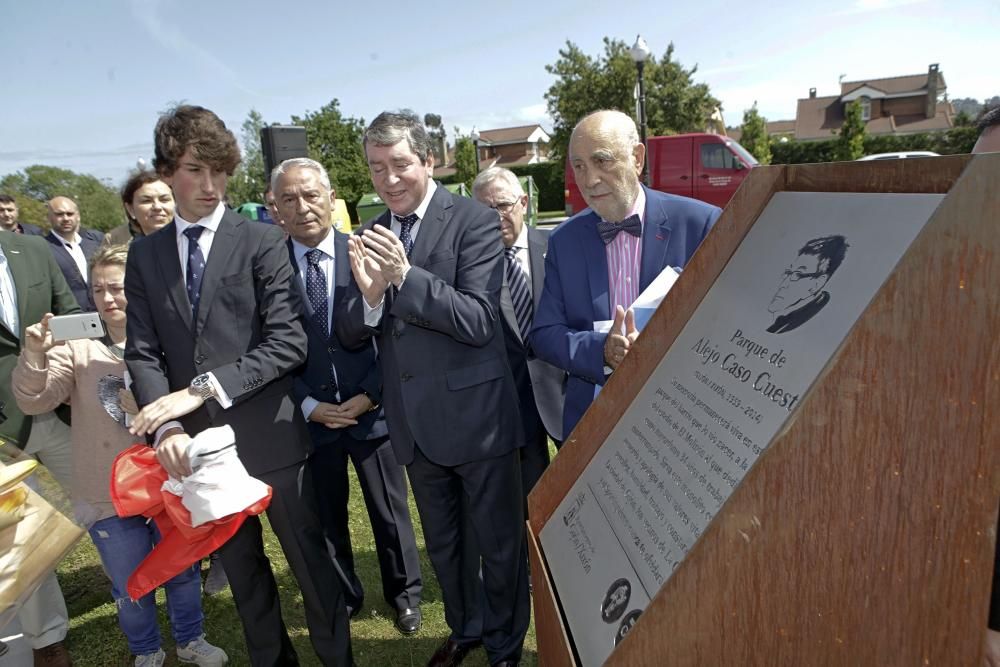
[88,515,204,655]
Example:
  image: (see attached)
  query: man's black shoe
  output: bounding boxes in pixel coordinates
[395,606,421,635]
[426,638,479,667]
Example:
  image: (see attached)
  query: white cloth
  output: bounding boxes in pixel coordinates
[160,425,270,527]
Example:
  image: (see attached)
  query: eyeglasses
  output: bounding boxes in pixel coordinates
[781,267,826,282]
[490,199,521,214]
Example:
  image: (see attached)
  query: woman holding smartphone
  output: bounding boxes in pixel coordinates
[11,245,227,667]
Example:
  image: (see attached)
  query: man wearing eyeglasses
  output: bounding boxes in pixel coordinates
[473,167,564,498]
[532,110,720,438]
[765,235,848,335]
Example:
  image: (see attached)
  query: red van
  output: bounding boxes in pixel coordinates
[565,133,757,215]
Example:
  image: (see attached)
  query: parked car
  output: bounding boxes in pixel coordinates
[856,151,940,161]
[565,133,757,215]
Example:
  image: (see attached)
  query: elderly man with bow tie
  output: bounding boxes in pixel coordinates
[531,109,722,438]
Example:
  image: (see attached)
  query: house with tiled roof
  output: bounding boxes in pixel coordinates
[475,124,551,166]
[728,64,954,143]
[435,124,551,177]
[794,64,953,140]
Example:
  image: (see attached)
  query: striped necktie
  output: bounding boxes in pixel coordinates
[504,246,533,342]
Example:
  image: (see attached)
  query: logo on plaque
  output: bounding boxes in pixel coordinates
[601,578,632,624]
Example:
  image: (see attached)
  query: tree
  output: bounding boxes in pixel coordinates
[0,165,121,231]
[835,100,866,161]
[424,113,448,165]
[453,132,478,192]
[739,102,771,165]
[544,37,720,160]
[291,99,370,221]
[227,109,268,206]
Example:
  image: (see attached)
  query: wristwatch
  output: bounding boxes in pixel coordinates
[189,373,217,402]
[362,392,380,413]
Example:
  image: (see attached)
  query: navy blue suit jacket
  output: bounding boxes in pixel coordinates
[530,186,721,437]
[287,231,386,446]
[45,228,104,311]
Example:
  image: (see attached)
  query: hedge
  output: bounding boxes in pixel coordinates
[771,126,978,164]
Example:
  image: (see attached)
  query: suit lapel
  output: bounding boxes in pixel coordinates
[499,274,521,344]
[154,222,193,331]
[639,188,672,291]
[582,214,611,322]
[527,227,547,310]
[195,212,239,334]
[331,230,350,322]
[408,186,450,268]
[46,232,84,283]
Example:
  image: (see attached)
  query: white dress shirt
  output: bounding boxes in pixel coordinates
[155,204,232,446]
[0,245,19,336]
[56,232,89,283]
[508,222,532,282]
[291,231,341,418]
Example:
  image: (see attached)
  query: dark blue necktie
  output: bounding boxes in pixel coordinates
[183,225,206,319]
[305,248,329,338]
[305,248,338,393]
[596,214,642,245]
[504,247,533,342]
[394,213,418,256]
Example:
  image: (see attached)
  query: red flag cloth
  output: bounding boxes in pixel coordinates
[109,445,271,599]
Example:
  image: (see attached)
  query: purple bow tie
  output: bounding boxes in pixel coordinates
[596,214,642,245]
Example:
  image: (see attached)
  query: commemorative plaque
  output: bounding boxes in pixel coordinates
[529,155,1000,666]
[540,192,943,666]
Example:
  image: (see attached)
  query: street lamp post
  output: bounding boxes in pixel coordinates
[470,126,481,174]
[630,34,651,186]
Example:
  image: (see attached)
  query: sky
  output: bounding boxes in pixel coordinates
[2,0,996,185]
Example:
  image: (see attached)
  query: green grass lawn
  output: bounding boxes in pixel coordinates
[57,464,541,666]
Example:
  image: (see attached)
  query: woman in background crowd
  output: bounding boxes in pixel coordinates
[103,170,174,246]
[12,245,228,667]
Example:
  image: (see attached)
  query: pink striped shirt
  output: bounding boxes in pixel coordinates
[605,188,646,313]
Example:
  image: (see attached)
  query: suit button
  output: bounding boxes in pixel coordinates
[195,354,206,365]
[327,346,335,354]
[320,384,328,391]
[400,373,412,382]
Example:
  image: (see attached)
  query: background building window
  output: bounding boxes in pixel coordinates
[859,96,872,121]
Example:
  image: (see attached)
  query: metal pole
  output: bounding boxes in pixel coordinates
[636,60,649,186]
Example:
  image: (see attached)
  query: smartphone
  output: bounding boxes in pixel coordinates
[48,312,105,342]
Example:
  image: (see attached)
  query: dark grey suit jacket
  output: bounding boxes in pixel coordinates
[0,231,80,447]
[124,209,311,476]
[45,228,104,311]
[335,186,524,467]
[499,226,565,442]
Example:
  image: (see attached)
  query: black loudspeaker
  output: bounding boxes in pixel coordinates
[260,125,309,184]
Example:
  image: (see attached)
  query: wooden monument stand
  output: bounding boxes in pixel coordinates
[527,154,1000,665]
